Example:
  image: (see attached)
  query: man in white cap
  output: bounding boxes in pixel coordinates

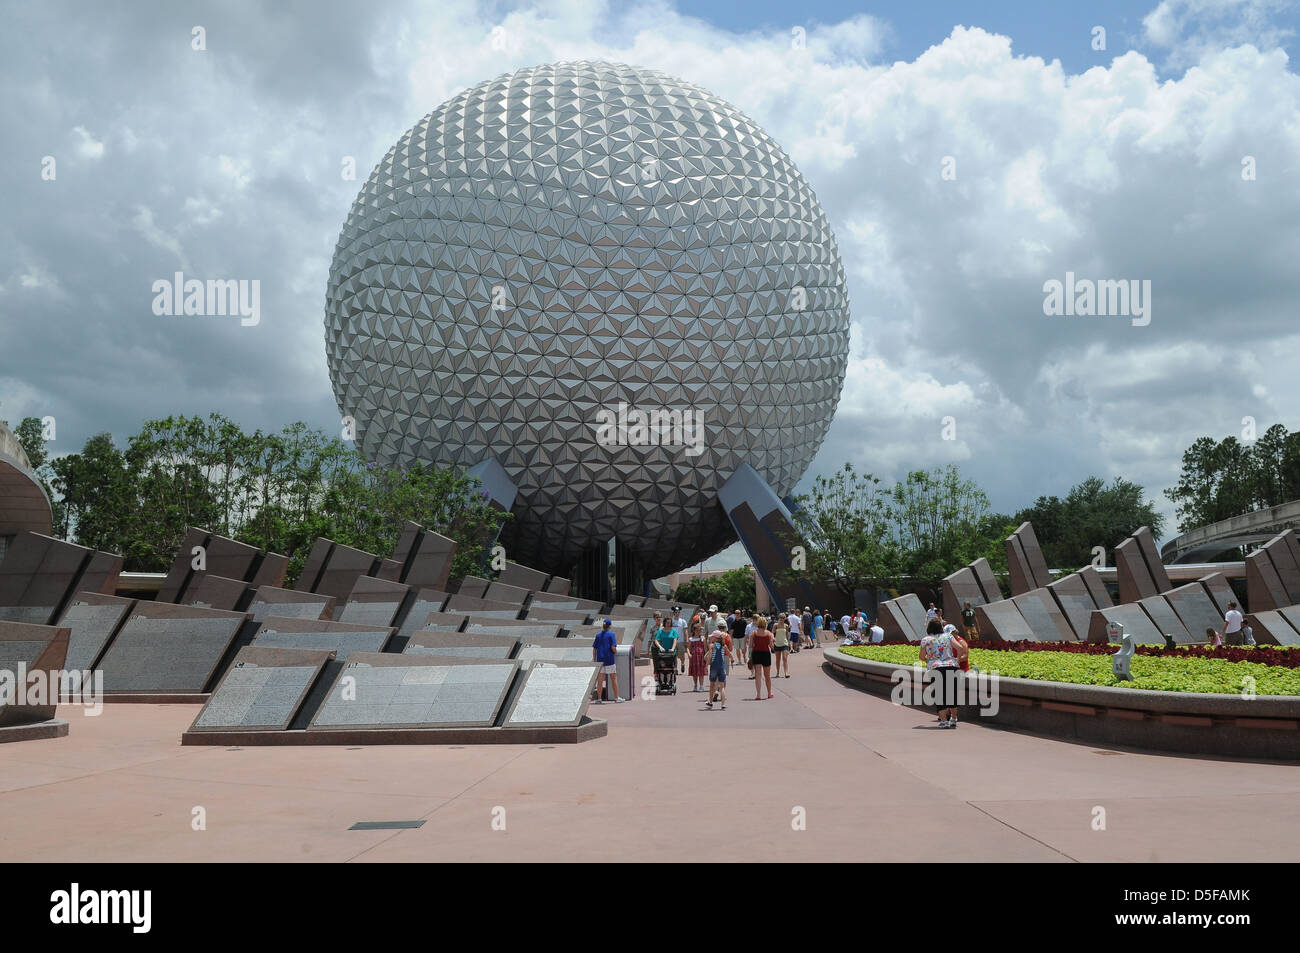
[671,605,688,673]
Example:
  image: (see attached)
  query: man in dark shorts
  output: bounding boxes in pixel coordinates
[729,609,748,666]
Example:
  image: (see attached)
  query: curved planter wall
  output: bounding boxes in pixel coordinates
[822,647,1300,761]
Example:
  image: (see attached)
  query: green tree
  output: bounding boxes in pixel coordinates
[889,465,1004,591]
[49,433,135,558]
[1166,435,1256,531]
[1017,476,1164,570]
[674,566,756,610]
[44,414,508,580]
[785,462,901,601]
[1248,424,1291,510]
[14,416,49,470]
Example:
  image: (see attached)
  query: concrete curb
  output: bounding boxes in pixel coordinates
[823,647,1300,761]
[181,715,607,746]
[0,718,69,743]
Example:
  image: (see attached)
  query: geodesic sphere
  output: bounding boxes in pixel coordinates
[325,61,849,579]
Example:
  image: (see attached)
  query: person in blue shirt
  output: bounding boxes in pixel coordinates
[592,620,622,703]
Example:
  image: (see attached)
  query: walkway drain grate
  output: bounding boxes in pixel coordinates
[349,820,426,831]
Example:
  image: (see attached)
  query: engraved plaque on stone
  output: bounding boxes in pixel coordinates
[56,592,136,671]
[1164,583,1224,645]
[246,586,335,623]
[191,646,333,731]
[251,616,392,660]
[502,663,599,727]
[403,632,519,659]
[1137,595,1192,645]
[308,654,517,729]
[96,603,247,693]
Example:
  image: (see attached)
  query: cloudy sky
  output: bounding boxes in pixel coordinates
[2,0,1298,571]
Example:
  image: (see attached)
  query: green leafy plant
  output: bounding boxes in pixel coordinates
[839,645,1300,695]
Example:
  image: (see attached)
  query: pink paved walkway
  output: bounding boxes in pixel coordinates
[1,645,1297,862]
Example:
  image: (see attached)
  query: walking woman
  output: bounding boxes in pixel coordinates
[687,616,708,692]
[750,615,775,700]
[771,613,790,678]
[706,624,728,710]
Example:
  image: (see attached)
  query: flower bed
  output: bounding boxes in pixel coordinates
[838,645,1300,695]
[859,639,1300,669]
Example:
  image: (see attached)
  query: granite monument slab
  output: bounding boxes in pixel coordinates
[456,575,492,599]
[182,573,253,611]
[521,606,595,625]
[246,586,336,623]
[1115,536,1159,603]
[1246,550,1289,613]
[514,638,597,666]
[498,561,550,591]
[1164,582,1226,645]
[464,622,563,639]
[1086,603,1164,645]
[501,662,599,728]
[974,599,1035,642]
[1046,573,1096,639]
[941,567,988,620]
[55,592,136,672]
[1134,526,1172,594]
[1078,565,1114,608]
[393,589,453,641]
[484,581,529,605]
[1011,589,1076,641]
[1262,533,1300,605]
[877,598,920,642]
[1250,610,1300,646]
[308,653,518,729]
[400,528,456,591]
[1199,572,1237,618]
[445,594,522,618]
[1137,595,1193,645]
[1016,522,1053,589]
[403,632,519,659]
[969,557,1003,604]
[0,621,71,726]
[337,575,412,628]
[419,611,470,632]
[1274,607,1300,646]
[251,616,394,660]
[190,646,333,731]
[1004,533,1032,596]
[96,602,249,693]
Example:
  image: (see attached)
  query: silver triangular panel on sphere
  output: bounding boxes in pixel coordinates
[325,61,850,581]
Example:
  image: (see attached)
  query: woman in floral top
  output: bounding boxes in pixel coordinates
[919,619,967,729]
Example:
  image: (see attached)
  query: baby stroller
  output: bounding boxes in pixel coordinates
[651,645,677,695]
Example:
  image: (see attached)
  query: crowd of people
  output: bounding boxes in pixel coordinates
[635,603,839,708]
[592,590,1265,730]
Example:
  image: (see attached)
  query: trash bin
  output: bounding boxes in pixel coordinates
[598,643,636,701]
